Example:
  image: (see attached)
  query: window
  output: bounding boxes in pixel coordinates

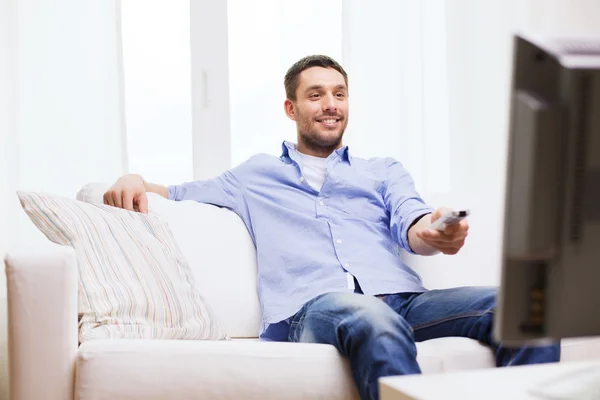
[227,0,343,166]
[120,0,193,185]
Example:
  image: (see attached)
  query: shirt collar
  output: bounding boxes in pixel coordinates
[280,140,352,165]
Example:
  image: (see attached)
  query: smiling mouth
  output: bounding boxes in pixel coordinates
[317,118,341,126]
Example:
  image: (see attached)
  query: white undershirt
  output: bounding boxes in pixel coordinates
[296,151,328,192]
[296,150,356,291]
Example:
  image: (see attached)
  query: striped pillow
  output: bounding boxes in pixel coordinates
[18,191,228,342]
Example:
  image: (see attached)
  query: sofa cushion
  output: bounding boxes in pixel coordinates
[75,336,600,400]
[77,183,262,338]
[74,337,496,400]
[414,337,495,372]
[18,191,227,342]
[76,338,360,400]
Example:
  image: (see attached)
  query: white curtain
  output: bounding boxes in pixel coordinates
[2,0,126,248]
[1,0,125,397]
[0,0,13,394]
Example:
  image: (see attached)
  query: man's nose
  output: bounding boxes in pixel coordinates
[322,94,337,111]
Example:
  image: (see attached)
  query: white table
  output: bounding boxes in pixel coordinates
[379,361,600,400]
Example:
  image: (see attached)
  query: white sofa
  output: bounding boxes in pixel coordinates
[5,183,600,400]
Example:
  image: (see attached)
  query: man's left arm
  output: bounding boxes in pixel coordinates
[383,159,469,256]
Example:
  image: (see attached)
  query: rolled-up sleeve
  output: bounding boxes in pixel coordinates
[383,158,434,254]
[168,169,241,213]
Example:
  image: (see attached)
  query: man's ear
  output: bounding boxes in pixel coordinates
[284,99,296,121]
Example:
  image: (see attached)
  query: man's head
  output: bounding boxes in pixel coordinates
[284,55,349,157]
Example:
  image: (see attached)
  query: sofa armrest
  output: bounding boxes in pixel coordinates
[5,243,78,400]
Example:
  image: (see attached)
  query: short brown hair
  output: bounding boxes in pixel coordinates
[284,55,348,101]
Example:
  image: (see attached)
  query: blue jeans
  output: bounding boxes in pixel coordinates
[287,287,560,400]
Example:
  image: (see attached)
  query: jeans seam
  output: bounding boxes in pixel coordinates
[505,348,520,366]
[411,310,494,331]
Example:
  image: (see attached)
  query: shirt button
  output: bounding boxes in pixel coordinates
[345,263,350,268]
[336,239,342,244]
[300,177,305,182]
[319,200,324,206]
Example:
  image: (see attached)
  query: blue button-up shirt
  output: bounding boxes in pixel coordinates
[168,141,433,339]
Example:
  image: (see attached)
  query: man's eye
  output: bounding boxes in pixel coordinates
[310,93,320,98]
[336,93,346,98]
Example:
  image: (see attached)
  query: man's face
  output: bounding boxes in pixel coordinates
[285,67,349,154]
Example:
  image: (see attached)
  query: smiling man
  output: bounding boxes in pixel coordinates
[105,55,560,400]
[284,65,350,157]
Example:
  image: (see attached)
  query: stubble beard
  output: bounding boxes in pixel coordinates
[297,115,347,156]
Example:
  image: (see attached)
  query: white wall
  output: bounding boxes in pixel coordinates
[1,1,125,398]
[520,0,600,36]
[410,0,519,288]
[342,0,452,195]
[340,0,489,288]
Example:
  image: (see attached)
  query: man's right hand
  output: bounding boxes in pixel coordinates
[104,174,149,214]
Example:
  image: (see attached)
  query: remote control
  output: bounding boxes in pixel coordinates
[429,210,470,231]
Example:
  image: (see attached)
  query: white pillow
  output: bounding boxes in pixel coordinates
[18,191,228,342]
[77,183,262,338]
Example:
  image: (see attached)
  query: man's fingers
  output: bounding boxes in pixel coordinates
[443,220,469,235]
[137,192,149,214]
[441,247,461,255]
[417,230,467,252]
[422,235,467,247]
[422,237,464,249]
[443,225,460,235]
[122,191,135,211]
[420,229,467,243]
[103,192,114,207]
[111,191,122,209]
[419,229,453,242]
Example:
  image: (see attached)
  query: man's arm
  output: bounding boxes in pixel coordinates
[143,179,169,198]
[382,158,436,256]
[105,165,244,214]
[383,159,468,256]
[407,213,440,256]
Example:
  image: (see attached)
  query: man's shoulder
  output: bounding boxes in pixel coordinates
[231,153,286,175]
[242,153,284,167]
[350,155,398,174]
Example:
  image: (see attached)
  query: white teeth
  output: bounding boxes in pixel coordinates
[322,119,337,124]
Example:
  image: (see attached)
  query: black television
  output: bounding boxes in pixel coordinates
[496,33,600,346]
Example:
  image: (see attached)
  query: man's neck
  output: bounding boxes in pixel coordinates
[296,142,341,158]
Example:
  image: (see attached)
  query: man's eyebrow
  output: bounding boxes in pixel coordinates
[304,85,324,93]
[304,84,348,92]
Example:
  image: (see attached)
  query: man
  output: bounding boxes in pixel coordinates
[105,55,560,400]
